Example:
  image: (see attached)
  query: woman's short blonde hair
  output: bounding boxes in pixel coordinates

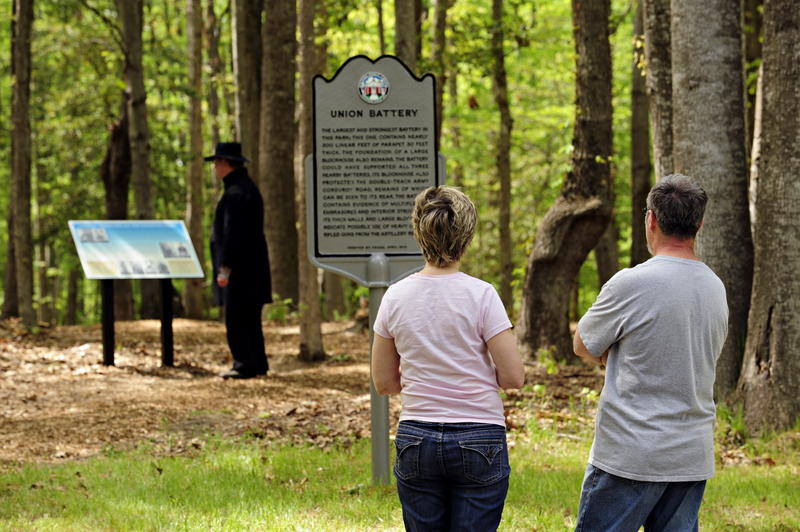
[412,186,477,268]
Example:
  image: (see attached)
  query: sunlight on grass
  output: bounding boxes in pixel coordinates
[1,428,798,531]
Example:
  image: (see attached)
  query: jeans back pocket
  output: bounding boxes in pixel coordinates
[459,439,508,484]
[394,434,423,481]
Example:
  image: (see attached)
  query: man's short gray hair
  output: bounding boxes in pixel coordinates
[646,173,708,238]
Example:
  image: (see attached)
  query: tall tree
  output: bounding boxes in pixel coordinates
[738,0,800,433]
[594,219,619,287]
[641,0,672,180]
[491,0,513,310]
[519,0,613,361]
[261,0,299,302]
[232,0,262,184]
[742,0,763,153]
[10,0,35,329]
[296,0,325,361]
[394,0,417,71]
[376,0,386,55]
[671,0,753,398]
[101,102,134,321]
[116,0,159,318]
[184,0,206,319]
[630,1,651,267]
[430,0,449,147]
[205,0,223,148]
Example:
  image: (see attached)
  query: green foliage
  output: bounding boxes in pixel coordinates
[265,296,295,322]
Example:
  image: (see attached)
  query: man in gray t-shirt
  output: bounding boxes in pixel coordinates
[573,174,728,532]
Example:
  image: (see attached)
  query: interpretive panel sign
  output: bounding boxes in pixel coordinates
[69,220,204,280]
[312,55,440,257]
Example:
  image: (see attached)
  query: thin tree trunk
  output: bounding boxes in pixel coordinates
[116,0,159,318]
[64,267,81,325]
[11,0,35,329]
[491,0,513,310]
[447,67,464,187]
[323,272,346,319]
[430,0,449,148]
[261,0,298,303]
[184,0,207,319]
[296,0,325,362]
[394,0,417,71]
[630,1,651,266]
[376,0,385,55]
[641,0,672,180]
[743,0,763,154]
[738,0,800,434]
[205,0,223,148]
[519,0,614,362]
[672,0,753,399]
[748,64,763,240]
[2,210,19,318]
[232,0,262,184]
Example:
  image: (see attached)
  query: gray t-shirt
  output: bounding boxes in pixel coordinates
[578,255,728,482]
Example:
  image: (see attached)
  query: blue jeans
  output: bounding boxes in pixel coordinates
[393,420,510,532]
[575,464,707,532]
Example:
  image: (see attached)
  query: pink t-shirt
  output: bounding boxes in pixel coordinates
[373,272,513,427]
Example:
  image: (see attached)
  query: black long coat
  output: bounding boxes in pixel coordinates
[210,167,272,306]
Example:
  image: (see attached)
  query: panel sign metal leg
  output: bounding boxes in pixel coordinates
[101,279,115,366]
[160,279,174,367]
[368,285,390,485]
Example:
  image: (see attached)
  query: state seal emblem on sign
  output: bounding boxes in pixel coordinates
[358,72,390,104]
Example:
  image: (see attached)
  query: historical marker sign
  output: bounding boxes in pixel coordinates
[310,55,441,283]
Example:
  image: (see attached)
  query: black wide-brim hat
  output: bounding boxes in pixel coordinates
[204,142,250,162]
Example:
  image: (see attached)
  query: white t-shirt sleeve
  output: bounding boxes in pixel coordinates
[481,286,513,341]
[373,294,393,339]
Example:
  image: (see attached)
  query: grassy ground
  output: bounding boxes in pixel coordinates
[1,426,798,531]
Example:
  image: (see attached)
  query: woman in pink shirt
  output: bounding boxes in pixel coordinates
[372,186,525,531]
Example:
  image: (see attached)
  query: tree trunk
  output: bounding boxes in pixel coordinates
[594,216,619,288]
[641,0,672,180]
[205,0,223,147]
[491,0,513,311]
[748,64,763,240]
[394,0,417,72]
[261,0,298,303]
[101,102,135,321]
[232,0,262,184]
[116,0,159,318]
[430,0,449,148]
[323,272,346,319]
[11,0,35,329]
[64,267,81,325]
[519,0,614,362]
[743,0,763,154]
[630,1,651,267]
[184,0,207,319]
[2,210,19,318]
[296,0,325,362]
[672,0,753,399]
[447,67,464,187]
[738,0,800,433]
[376,0,385,55]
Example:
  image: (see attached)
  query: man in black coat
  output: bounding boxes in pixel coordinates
[206,142,272,379]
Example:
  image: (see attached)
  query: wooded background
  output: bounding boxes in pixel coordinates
[3,0,798,433]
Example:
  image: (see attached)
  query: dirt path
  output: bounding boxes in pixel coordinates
[0,318,603,466]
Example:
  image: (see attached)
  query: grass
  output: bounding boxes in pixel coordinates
[1,428,798,531]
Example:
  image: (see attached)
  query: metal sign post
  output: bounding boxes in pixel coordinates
[307,55,445,485]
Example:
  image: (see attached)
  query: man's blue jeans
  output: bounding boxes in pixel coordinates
[575,464,707,532]
[393,420,510,532]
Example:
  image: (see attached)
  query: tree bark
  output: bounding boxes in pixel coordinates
[430,0,449,148]
[491,0,513,310]
[184,0,207,319]
[630,1,651,267]
[64,267,81,325]
[641,0,672,180]
[296,0,325,362]
[205,0,223,148]
[394,0,417,72]
[672,0,753,399]
[116,0,159,318]
[748,64,763,240]
[594,217,619,288]
[11,0,35,329]
[742,0,763,154]
[2,210,19,318]
[447,66,464,187]
[232,0,262,184]
[376,0,385,55]
[738,0,800,433]
[261,0,298,302]
[323,272,346,319]
[519,0,614,361]
[101,102,135,321]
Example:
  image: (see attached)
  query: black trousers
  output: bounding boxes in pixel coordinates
[224,301,268,375]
